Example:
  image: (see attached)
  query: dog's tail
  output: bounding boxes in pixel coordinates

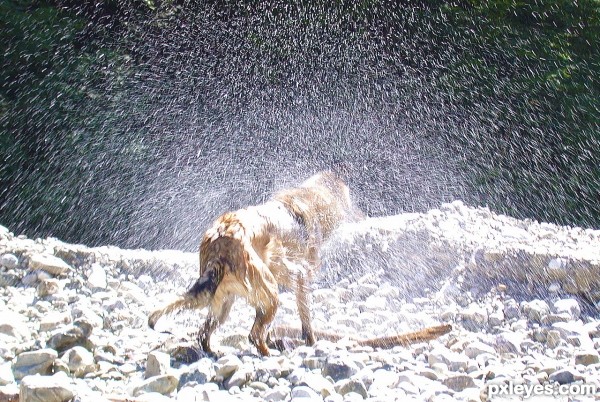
[270,324,452,349]
[148,266,223,330]
[357,324,452,348]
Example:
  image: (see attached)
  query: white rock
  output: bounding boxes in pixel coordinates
[553,298,581,320]
[215,354,243,378]
[0,254,19,269]
[86,264,107,290]
[39,312,72,332]
[0,312,30,341]
[28,254,71,275]
[428,346,469,372]
[0,362,15,385]
[36,279,61,297]
[264,385,290,401]
[0,383,19,402]
[291,385,321,399]
[60,346,96,378]
[131,374,179,396]
[464,341,496,358]
[301,372,335,397]
[19,372,74,402]
[13,349,58,380]
[494,332,524,354]
[145,351,171,379]
[522,299,550,322]
[224,364,253,389]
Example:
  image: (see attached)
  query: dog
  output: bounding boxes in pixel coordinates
[148,171,450,356]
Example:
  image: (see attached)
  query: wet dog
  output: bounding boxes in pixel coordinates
[148,171,450,355]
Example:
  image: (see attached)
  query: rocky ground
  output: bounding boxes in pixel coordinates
[1,201,599,402]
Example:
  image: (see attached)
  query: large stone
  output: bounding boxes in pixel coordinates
[215,354,242,378]
[464,341,496,358]
[300,372,335,397]
[145,351,171,379]
[224,364,253,389]
[522,299,550,322]
[178,359,213,389]
[322,355,359,381]
[0,362,15,386]
[549,368,584,385]
[553,298,581,320]
[86,264,107,290]
[132,374,179,396]
[442,374,476,391]
[28,254,71,276]
[39,312,72,332]
[0,312,30,341]
[0,254,19,270]
[46,319,93,352]
[36,279,61,297]
[335,378,368,398]
[428,346,469,372]
[60,346,96,378]
[291,385,322,399]
[574,351,600,366]
[19,372,73,402]
[0,384,19,402]
[13,349,58,380]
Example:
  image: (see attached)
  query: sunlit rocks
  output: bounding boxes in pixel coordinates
[27,254,71,276]
[177,359,213,389]
[131,374,179,397]
[59,347,96,379]
[321,354,359,382]
[0,312,30,342]
[0,362,15,386]
[85,263,107,290]
[46,319,93,352]
[215,354,243,379]
[554,298,581,320]
[19,372,74,402]
[145,351,171,379]
[13,349,58,380]
[0,254,19,269]
[36,278,61,297]
[521,299,551,323]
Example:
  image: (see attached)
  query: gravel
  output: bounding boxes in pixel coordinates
[0,201,599,401]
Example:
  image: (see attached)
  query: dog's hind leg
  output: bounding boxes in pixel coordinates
[295,271,315,346]
[249,301,278,356]
[199,296,234,354]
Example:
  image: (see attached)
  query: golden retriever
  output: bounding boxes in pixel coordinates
[149,171,450,356]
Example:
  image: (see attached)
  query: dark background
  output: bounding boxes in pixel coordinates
[1,0,598,250]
